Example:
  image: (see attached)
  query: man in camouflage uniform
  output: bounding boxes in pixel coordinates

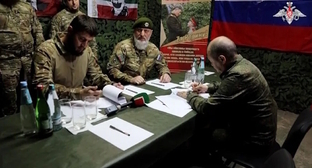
[166,5,187,43]
[0,0,44,116]
[107,17,171,85]
[178,36,277,155]
[49,0,98,57]
[33,15,123,100]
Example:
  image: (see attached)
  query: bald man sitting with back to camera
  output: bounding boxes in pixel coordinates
[177,36,278,161]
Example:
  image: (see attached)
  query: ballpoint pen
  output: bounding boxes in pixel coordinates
[110,125,130,136]
[125,88,138,94]
[151,82,165,86]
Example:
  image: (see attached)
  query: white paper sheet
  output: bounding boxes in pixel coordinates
[146,99,190,118]
[204,71,215,76]
[102,85,127,105]
[154,95,192,117]
[89,117,154,151]
[145,79,180,90]
[122,85,155,97]
[97,97,114,108]
[171,88,210,99]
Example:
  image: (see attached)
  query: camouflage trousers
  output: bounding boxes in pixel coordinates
[0,56,32,117]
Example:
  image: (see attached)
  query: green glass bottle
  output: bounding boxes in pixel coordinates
[35,84,53,138]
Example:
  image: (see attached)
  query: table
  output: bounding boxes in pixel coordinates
[0,70,219,168]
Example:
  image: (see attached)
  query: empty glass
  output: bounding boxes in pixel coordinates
[84,96,98,120]
[59,99,72,125]
[184,71,197,89]
[72,103,86,130]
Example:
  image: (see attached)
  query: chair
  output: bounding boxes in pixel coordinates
[217,107,312,168]
[263,148,295,168]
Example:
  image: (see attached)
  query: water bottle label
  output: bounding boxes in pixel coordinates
[53,118,62,125]
[41,120,50,130]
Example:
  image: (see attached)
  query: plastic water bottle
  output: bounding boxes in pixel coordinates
[20,81,37,136]
[47,84,62,131]
[191,58,197,75]
[197,56,205,84]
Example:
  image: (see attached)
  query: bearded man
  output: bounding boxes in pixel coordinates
[49,0,98,57]
[107,17,171,85]
[33,15,123,100]
[0,0,44,116]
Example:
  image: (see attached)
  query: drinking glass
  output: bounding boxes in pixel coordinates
[84,96,98,120]
[59,99,72,125]
[184,71,197,89]
[72,103,86,130]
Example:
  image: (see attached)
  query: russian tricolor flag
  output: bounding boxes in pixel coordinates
[210,0,312,54]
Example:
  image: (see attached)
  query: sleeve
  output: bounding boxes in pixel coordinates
[207,81,221,94]
[107,44,133,83]
[86,50,113,89]
[186,73,245,115]
[155,52,171,76]
[33,47,82,100]
[89,38,98,57]
[49,16,59,39]
[30,7,44,48]
[166,17,187,36]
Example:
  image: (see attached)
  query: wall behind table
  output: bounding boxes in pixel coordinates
[37,0,311,113]
[236,47,312,114]
[37,0,161,75]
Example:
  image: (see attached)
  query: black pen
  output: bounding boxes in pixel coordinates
[151,82,165,86]
[125,88,138,94]
[109,125,130,136]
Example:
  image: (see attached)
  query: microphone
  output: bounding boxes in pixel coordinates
[104,92,150,116]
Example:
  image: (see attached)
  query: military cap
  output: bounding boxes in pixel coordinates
[133,17,154,30]
[171,5,183,10]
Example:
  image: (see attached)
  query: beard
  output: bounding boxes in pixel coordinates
[65,33,84,56]
[0,0,20,7]
[134,35,150,50]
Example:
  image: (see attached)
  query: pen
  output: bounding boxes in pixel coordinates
[109,125,130,136]
[125,88,138,94]
[151,82,165,87]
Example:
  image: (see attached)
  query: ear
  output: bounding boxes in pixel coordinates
[67,25,73,33]
[218,55,226,64]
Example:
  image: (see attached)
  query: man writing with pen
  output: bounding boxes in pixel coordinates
[107,17,171,85]
[32,15,124,100]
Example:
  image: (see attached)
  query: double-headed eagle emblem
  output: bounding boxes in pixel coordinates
[273,2,306,25]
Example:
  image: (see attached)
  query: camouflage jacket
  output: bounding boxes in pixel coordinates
[49,9,98,57]
[187,55,278,148]
[107,38,171,83]
[33,34,113,100]
[0,1,44,59]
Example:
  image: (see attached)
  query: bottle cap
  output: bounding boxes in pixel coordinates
[20,81,27,87]
[49,84,55,90]
[37,84,44,90]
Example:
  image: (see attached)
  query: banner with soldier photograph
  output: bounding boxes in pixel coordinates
[87,0,138,20]
[160,0,211,71]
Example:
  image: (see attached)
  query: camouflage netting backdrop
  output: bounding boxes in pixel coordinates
[37,0,312,113]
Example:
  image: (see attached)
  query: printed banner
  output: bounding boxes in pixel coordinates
[29,0,62,17]
[87,0,138,20]
[210,0,312,54]
[160,0,211,71]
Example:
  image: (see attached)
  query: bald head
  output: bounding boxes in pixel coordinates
[208,36,237,62]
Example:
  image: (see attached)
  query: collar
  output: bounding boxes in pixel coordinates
[54,33,67,55]
[220,54,244,79]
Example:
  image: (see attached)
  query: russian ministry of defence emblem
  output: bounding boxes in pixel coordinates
[273,2,306,24]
